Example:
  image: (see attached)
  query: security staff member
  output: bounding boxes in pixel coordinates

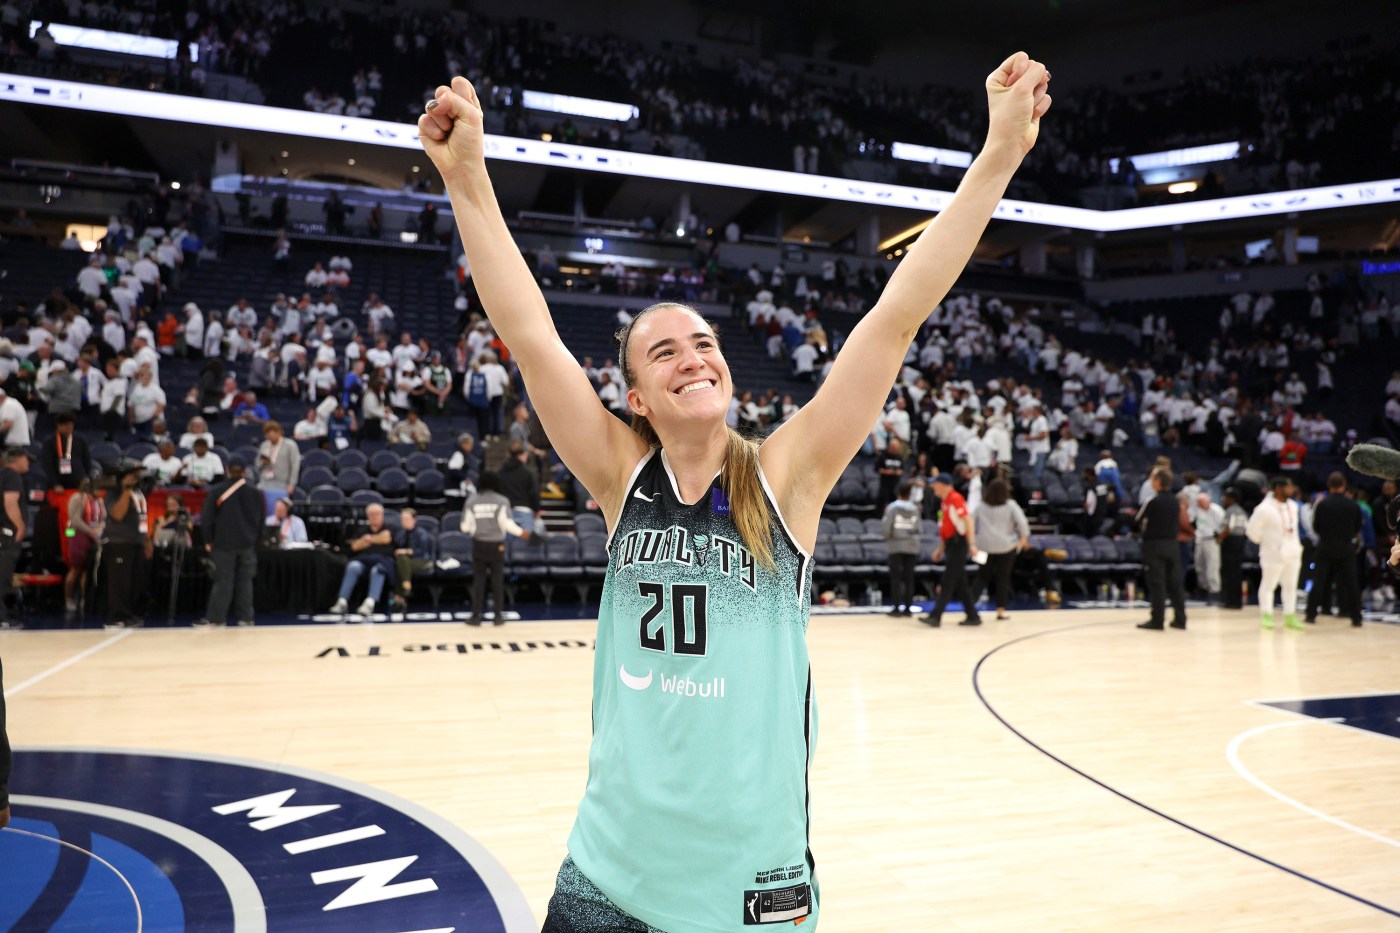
[460,471,531,625]
[196,459,265,628]
[0,447,28,630]
[1135,466,1187,630]
[1219,487,1249,609]
[103,460,151,629]
[1305,471,1364,627]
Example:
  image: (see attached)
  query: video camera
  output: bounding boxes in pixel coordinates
[100,457,157,494]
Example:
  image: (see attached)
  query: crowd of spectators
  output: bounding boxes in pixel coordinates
[2,192,1398,625]
[5,0,1396,207]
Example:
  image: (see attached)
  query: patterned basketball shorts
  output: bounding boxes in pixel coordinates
[540,856,666,933]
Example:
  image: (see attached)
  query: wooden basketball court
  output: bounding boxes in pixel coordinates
[4,607,1398,930]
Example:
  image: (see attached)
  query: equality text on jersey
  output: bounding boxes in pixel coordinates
[615,524,758,593]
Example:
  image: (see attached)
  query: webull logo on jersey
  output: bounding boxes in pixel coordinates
[621,665,727,699]
[616,525,757,592]
[661,672,726,698]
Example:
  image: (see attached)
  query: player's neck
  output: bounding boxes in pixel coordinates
[658,427,728,503]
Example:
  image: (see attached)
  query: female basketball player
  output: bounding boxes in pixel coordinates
[421,52,1051,932]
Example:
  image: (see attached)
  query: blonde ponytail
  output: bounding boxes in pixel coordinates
[721,428,776,572]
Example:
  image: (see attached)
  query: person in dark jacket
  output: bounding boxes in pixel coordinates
[497,439,541,534]
[1136,467,1187,630]
[194,459,265,628]
[329,503,396,615]
[1305,472,1363,627]
[194,357,225,420]
[39,412,92,491]
[393,508,435,609]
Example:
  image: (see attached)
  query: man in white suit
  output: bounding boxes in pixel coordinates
[1246,476,1304,630]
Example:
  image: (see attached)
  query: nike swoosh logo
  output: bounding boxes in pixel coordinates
[619,665,652,690]
[632,488,657,502]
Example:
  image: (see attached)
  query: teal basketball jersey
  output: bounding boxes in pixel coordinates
[567,447,819,932]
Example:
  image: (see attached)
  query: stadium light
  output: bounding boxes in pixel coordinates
[521,90,638,122]
[890,143,974,168]
[1,73,1396,234]
[30,21,198,62]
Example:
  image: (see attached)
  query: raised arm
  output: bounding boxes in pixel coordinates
[419,78,647,518]
[762,53,1051,543]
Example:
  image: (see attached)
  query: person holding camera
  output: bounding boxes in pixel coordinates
[103,461,152,629]
[194,459,264,628]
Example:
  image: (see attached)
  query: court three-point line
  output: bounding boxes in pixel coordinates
[1227,718,1400,850]
[4,629,135,698]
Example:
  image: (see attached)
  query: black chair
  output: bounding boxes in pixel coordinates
[544,534,587,604]
[574,513,607,537]
[404,451,437,474]
[506,534,548,606]
[428,530,475,607]
[377,467,412,507]
[413,469,447,511]
[337,467,372,494]
[579,533,609,596]
[349,489,384,507]
[368,449,403,477]
[334,448,368,473]
[90,441,122,470]
[299,465,335,491]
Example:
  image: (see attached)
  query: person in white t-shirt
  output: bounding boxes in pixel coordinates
[478,350,511,437]
[366,296,395,336]
[366,336,393,374]
[181,438,225,486]
[791,340,819,381]
[391,332,422,371]
[128,368,167,434]
[1023,404,1051,478]
[142,441,184,484]
[0,386,29,446]
[307,358,338,401]
[393,363,423,413]
[293,407,327,440]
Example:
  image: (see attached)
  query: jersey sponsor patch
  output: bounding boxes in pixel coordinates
[743,882,811,924]
[711,486,730,516]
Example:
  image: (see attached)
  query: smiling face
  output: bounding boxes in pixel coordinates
[622,304,731,436]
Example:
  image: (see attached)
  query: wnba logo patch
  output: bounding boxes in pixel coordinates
[1,748,535,932]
